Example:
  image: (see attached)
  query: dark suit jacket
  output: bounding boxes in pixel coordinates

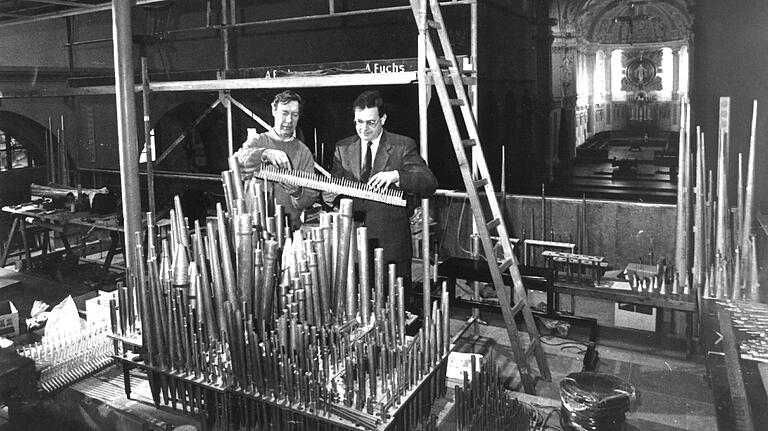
[329,130,437,267]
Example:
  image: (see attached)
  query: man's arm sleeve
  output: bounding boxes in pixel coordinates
[233,137,267,170]
[396,139,438,196]
[290,148,320,210]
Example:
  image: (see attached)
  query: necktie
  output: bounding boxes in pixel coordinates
[361,141,373,182]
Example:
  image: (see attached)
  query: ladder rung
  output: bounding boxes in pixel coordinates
[486,217,501,231]
[510,300,524,317]
[524,338,540,359]
[427,19,442,29]
[436,74,477,86]
[498,258,513,273]
[413,0,550,393]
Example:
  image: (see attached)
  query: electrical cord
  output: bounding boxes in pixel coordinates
[519,400,544,430]
[542,407,564,431]
[526,403,564,431]
[540,333,589,351]
[539,337,588,348]
[560,345,587,354]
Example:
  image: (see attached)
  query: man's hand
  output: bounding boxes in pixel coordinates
[368,170,399,190]
[322,191,339,207]
[239,164,257,180]
[280,182,301,196]
[261,149,292,170]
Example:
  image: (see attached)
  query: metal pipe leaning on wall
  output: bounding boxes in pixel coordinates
[108,169,452,430]
[690,99,762,303]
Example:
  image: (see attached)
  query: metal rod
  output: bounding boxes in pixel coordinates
[357,227,371,325]
[164,2,474,37]
[155,98,222,164]
[693,127,706,290]
[0,0,169,29]
[416,0,432,321]
[674,99,689,288]
[225,92,234,155]
[715,149,729,297]
[78,166,221,181]
[112,0,142,273]
[742,100,758,293]
[220,0,231,71]
[140,56,157,220]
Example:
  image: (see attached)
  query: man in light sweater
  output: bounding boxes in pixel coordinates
[234,90,318,228]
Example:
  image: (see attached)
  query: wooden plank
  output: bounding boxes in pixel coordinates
[0,71,419,99]
[0,267,23,290]
[150,71,418,92]
[0,348,36,402]
[718,309,755,431]
[553,281,697,312]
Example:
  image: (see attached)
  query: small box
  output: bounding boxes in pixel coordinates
[615,302,656,332]
[445,352,484,388]
[624,263,658,280]
[0,300,20,337]
[85,290,118,328]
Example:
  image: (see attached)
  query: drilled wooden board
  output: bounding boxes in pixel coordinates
[0,267,23,290]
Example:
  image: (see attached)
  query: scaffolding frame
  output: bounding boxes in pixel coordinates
[1,0,480,317]
[116,0,479,307]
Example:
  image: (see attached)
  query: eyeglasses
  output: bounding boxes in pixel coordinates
[354,118,380,128]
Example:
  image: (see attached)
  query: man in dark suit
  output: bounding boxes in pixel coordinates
[325,90,437,303]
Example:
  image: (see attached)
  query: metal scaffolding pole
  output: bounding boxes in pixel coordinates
[416,0,431,320]
[141,56,157,220]
[112,0,142,273]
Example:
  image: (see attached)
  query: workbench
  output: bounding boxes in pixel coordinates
[0,204,125,281]
[551,279,697,358]
[700,298,768,431]
[437,257,698,357]
[436,257,599,343]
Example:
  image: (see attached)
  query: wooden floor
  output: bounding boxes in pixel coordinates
[0,259,715,431]
[0,301,715,431]
[553,137,679,203]
[0,268,22,290]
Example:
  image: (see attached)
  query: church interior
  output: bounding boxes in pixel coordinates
[0,1,767,430]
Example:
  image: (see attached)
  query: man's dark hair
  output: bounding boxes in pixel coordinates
[353,90,386,117]
[272,90,303,110]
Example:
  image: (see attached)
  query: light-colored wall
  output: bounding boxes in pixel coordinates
[433,193,679,329]
[434,193,676,271]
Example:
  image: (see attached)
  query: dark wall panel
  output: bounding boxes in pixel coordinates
[693,0,768,212]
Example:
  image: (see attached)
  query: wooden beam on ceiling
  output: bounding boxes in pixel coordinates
[148,72,419,92]
[0,71,419,98]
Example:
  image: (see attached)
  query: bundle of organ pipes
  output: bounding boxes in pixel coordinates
[108,165,451,429]
[453,352,532,431]
[678,97,762,302]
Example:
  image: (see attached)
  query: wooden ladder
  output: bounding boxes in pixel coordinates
[410,0,551,393]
